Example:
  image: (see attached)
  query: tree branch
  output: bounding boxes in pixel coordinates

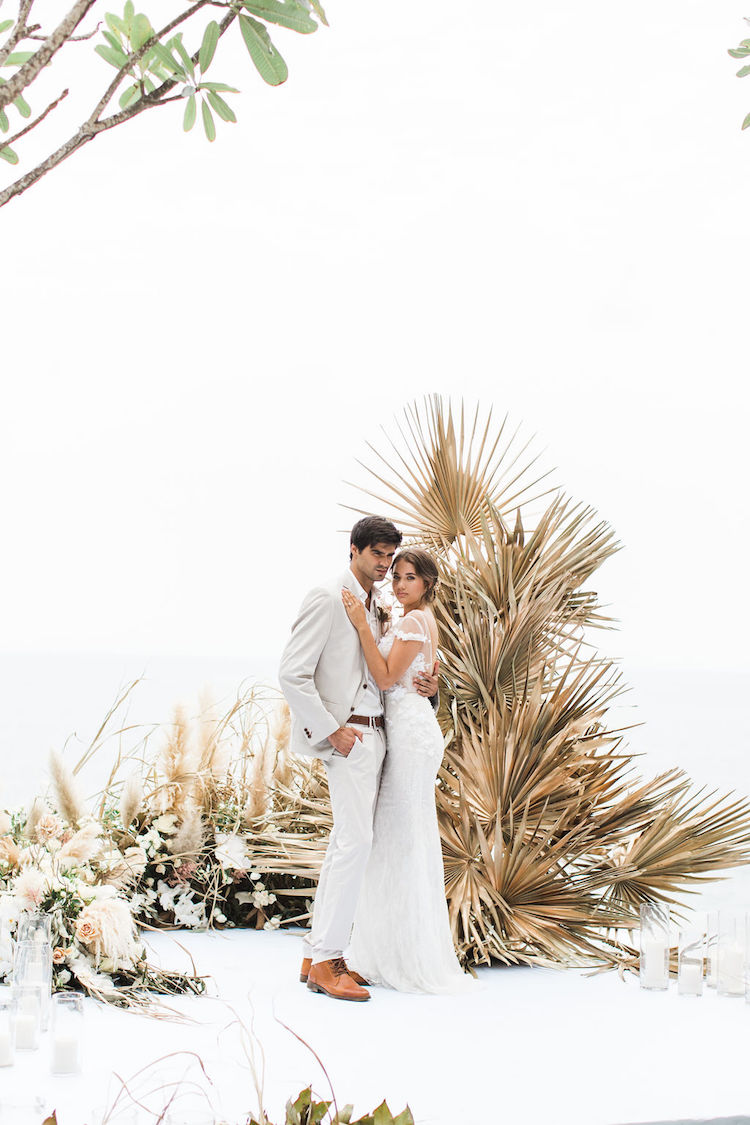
[0,0,36,68]
[1,86,67,147]
[0,9,238,208]
[0,0,97,112]
[27,23,101,43]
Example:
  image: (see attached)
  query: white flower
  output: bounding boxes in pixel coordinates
[263,916,281,931]
[214,832,249,870]
[152,814,177,834]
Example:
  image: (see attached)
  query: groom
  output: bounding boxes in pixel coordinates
[279,516,439,1002]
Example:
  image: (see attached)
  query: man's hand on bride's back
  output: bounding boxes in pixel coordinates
[328,725,364,756]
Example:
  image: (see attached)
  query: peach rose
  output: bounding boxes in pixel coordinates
[75,916,101,946]
[52,946,66,964]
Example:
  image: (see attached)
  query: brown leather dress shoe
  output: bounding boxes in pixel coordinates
[300,957,370,987]
[306,957,370,1001]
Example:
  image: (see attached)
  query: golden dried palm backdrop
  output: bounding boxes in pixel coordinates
[345,395,750,968]
[6,396,750,1002]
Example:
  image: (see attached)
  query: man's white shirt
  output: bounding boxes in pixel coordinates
[347,570,384,719]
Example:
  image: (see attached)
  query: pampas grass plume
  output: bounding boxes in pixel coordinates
[25,797,46,838]
[169,803,205,859]
[58,821,101,864]
[50,749,86,826]
[119,773,143,830]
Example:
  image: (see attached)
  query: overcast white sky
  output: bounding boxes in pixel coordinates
[1,0,749,682]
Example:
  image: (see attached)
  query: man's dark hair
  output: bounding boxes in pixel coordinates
[349,516,402,559]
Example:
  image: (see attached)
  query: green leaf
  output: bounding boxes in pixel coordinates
[741,111,750,130]
[96,43,130,69]
[373,1104,395,1125]
[728,47,750,59]
[0,144,18,165]
[238,14,288,86]
[173,34,196,80]
[124,1,135,22]
[737,64,750,78]
[0,19,14,33]
[150,42,185,77]
[143,75,155,93]
[0,108,9,132]
[199,81,239,92]
[308,0,328,26]
[2,51,35,66]
[119,84,140,108]
[13,93,31,118]
[199,20,220,73]
[241,0,317,34]
[391,1110,415,1125]
[183,92,197,131]
[102,30,123,52]
[130,13,152,51]
[201,97,216,141]
[105,13,128,37]
[206,89,236,122]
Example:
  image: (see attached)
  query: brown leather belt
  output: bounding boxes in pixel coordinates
[347,713,385,730]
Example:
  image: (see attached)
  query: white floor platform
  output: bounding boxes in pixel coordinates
[1,928,748,1125]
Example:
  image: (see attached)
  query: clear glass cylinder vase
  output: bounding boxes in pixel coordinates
[13,939,52,1030]
[639,903,670,991]
[51,992,84,1075]
[0,990,17,1066]
[12,984,42,1050]
[717,909,747,998]
[16,911,52,945]
[678,920,705,997]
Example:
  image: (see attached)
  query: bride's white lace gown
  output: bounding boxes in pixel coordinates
[348,609,471,993]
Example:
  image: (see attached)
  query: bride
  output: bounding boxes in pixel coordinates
[341,548,471,993]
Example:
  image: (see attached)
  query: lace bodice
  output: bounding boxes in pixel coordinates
[378,610,434,701]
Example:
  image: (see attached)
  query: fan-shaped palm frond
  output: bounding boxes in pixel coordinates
[344,396,555,546]
[341,394,750,969]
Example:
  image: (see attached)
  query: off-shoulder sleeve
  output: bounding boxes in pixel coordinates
[391,613,428,643]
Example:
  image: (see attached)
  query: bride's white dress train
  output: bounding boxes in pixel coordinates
[348,610,472,993]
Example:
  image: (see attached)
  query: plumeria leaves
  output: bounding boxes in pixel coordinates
[183,91,197,132]
[201,97,216,142]
[239,14,288,86]
[206,90,236,123]
[199,20,221,74]
[241,0,318,35]
[0,145,18,165]
[729,34,750,128]
[1,51,35,67]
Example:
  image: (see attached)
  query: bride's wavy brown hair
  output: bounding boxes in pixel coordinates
[392,548,439,603]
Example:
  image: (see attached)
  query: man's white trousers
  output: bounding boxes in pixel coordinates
[304,728,386,965]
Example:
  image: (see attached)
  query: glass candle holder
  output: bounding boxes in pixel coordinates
[50,992,84,1075]
[16,912,52,945]
[13,939,52,1030]
[12,984,42,1051]
[0,990,17,1066]
[678,921,705,997]
[705,911,718,988]
[717,909,747,998]
[639,904,670,991]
